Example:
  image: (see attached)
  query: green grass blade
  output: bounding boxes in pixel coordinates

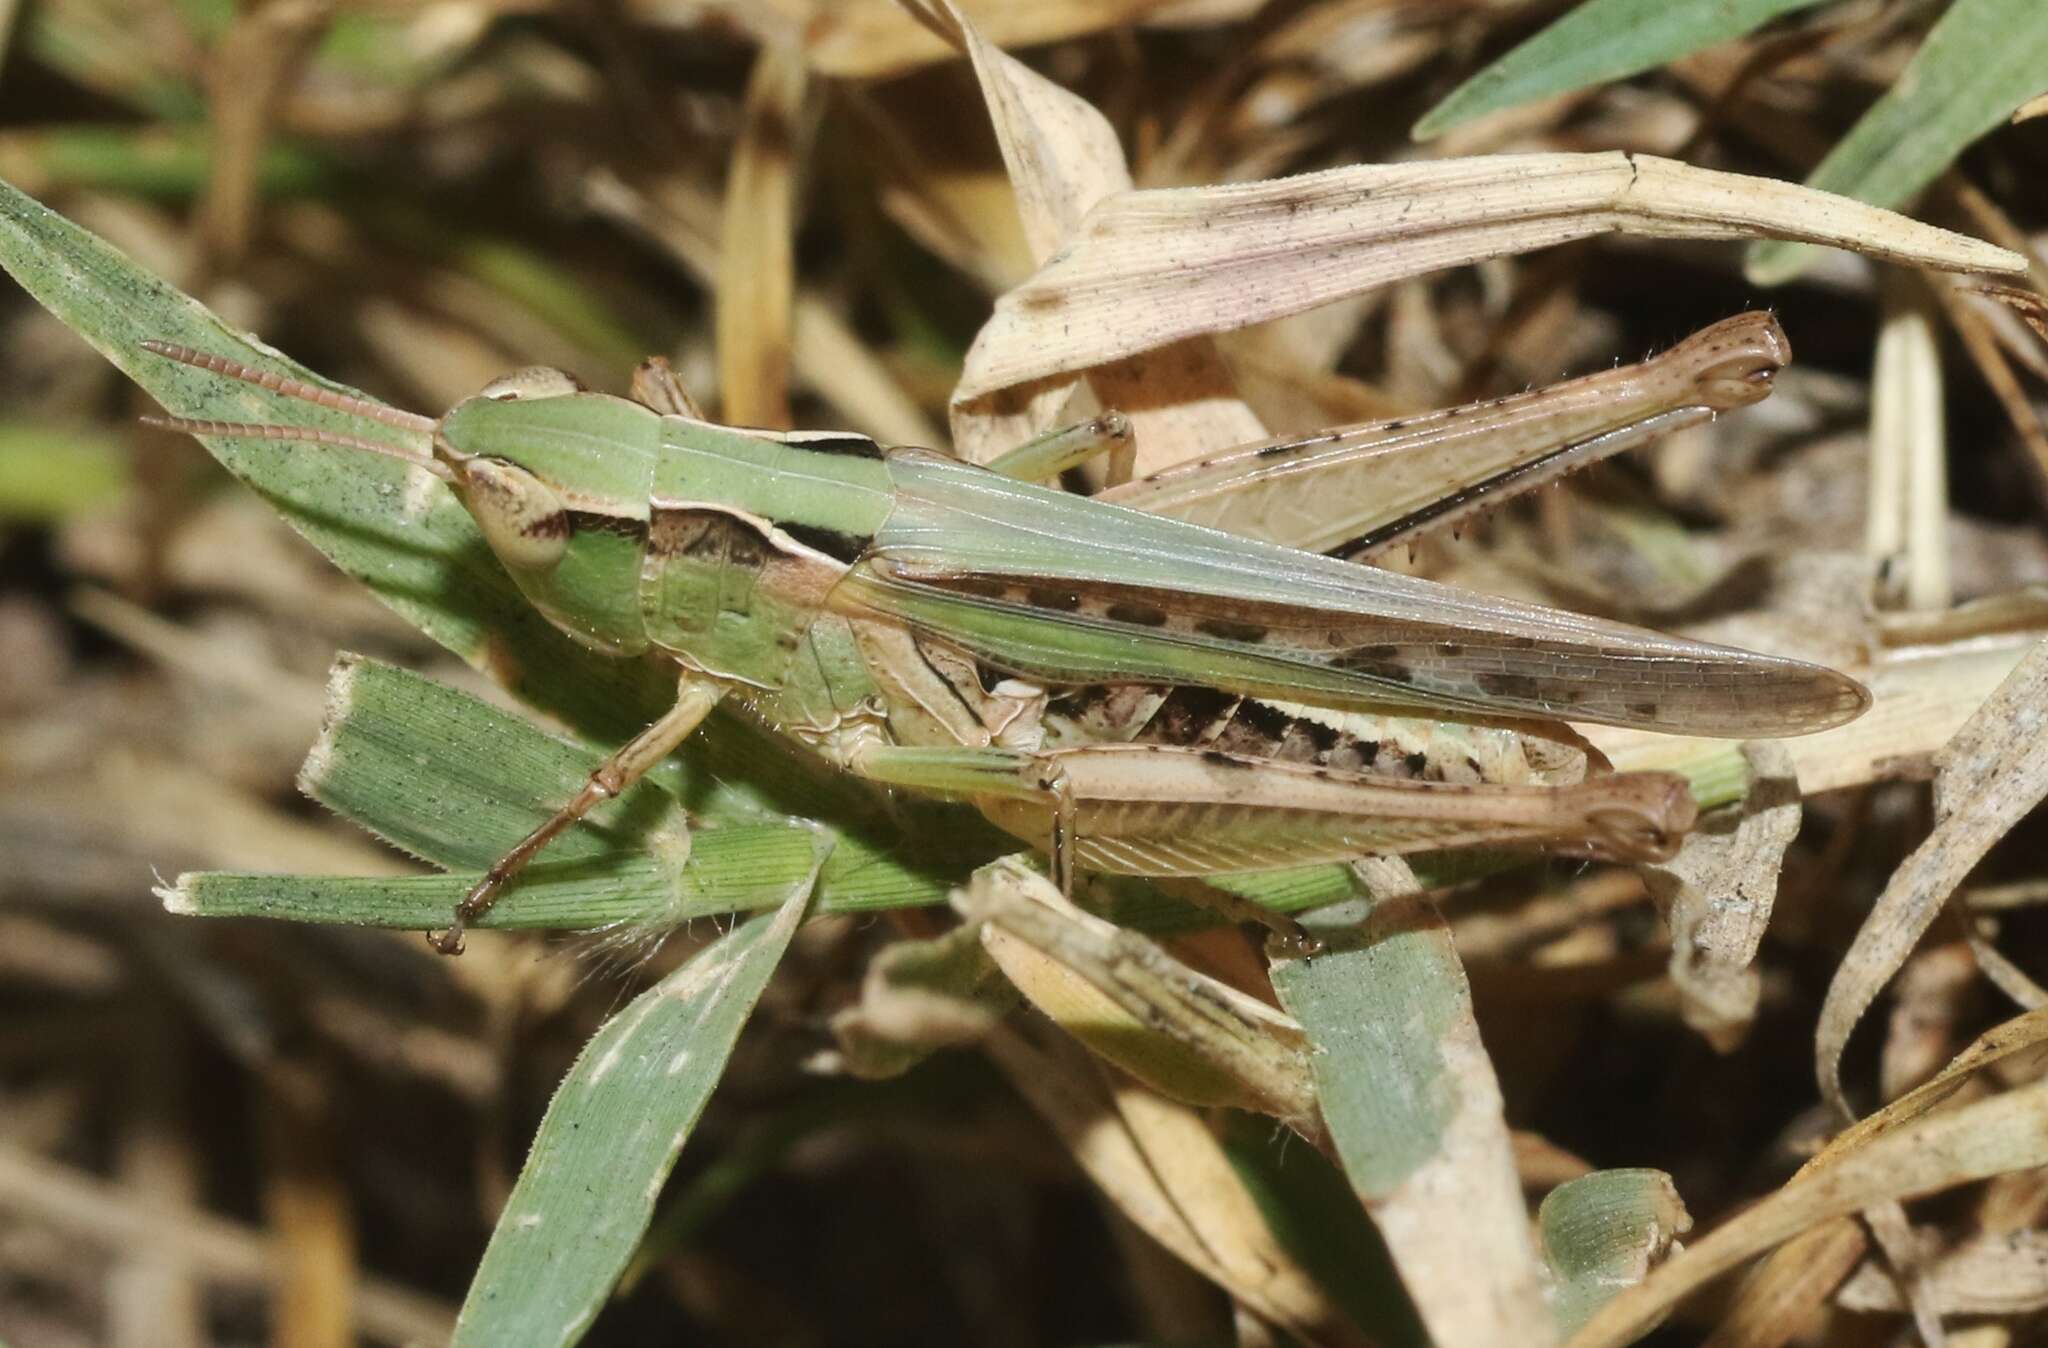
[452,879,818,1347]
[1537,1169,1690,1336]
[0,420,125,519]
[1413,0,1826,141]
[1271,880,1549,1343]
[1747,0,2048,285]
[161,653,973,928]
[0,173,674,744]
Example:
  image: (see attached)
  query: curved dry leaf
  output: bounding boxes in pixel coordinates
[1838,1230,2048,1316]
[980,1027,1361,1345]
[827,923,1017,1079]
[1569,1081,2048,1348]
[924,0,1266,471]
[1640,742,1802,1051]
[1700,1219,1868,1348]
[958,858,1316,1125]
[716,44,809,428]
[1817,638,2048,1121]
[956,153,2024,403]
[1684,1006,2048,1347]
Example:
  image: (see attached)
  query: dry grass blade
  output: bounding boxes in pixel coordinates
[716,43,808,428]
[806,0,1264,79]
[1867,282,1951,611]
[957,153,2023,403]
[1816,637,2048,1122]
[1702,1219,1870,1348]
[0,1141,455,1343]
[1569,1080,2048,1347]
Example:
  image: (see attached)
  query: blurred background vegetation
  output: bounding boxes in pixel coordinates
[2,2,2047,1345]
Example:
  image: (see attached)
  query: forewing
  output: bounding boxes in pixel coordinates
[848,450,1867,737]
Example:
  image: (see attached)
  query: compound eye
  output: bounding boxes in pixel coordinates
[478,367,586,401]
[460,456,570,571]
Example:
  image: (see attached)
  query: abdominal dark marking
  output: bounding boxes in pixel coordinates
[566,509,648,539]
[778,521,868,563]
[778,430,886,460]
[1043,684,1454,782]
[520,509,572,540]
[649,507,768,563]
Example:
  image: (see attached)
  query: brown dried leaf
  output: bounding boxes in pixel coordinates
[1640,742,1803,1052]
[958,859,1316,1126]
[980,1028,1360,1345]
[957,153,2024,404]
[922,0,1266,472]
[1704,1008,2048,1345]
[1817,637,2048,1121]
[1838,1229,2048,1315]
[1701,1219,1868,1348]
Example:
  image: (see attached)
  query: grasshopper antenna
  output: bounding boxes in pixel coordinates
[138,340,454,482]
[140,413,457,481]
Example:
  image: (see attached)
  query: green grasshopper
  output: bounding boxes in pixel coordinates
[139,311,1867,954]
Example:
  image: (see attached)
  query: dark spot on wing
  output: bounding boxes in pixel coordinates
[1027,587,1083,611]
[1256,443,1292,459]
[1475,671,1543,702]
[1404,751,1428,775]
[1194,616,1266,643]
[1628,700,1660,718]
[1106,601,1169,627]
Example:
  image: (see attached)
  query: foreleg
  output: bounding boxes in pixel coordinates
[432,673,723,954]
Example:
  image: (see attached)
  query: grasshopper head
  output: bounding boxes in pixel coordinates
[1673,312,1791,411]
[432,368,661,655]
[137,344,659,657]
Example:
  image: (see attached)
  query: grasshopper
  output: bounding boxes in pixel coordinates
[140,312,1867,954]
